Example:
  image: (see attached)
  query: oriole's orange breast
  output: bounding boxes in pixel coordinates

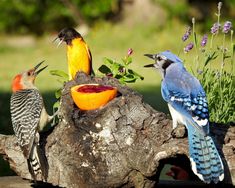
[67,38,92,79]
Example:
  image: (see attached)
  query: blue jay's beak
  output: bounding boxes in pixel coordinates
[144,54,155,68]
[144,54,155,60]
[144,64,155,68]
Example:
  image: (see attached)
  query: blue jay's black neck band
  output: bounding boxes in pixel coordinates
[162,59,174,70]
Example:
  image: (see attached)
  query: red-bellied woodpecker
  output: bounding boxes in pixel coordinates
[10,61,54,181]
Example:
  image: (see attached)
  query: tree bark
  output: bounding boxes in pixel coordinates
[0,73,234,188]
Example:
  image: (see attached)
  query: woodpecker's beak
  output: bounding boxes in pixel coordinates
[34,61,48,76]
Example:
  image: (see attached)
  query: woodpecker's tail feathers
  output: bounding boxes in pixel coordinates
[187,126,224,184]
[28,144,48,181]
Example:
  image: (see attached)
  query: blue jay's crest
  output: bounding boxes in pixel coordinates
[145,50,224,183]
[159,50,183,64]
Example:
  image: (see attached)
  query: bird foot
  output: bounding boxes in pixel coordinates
[50,107,61,127]
[171,124,186,138]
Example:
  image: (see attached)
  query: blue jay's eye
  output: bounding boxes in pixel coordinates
[156,56,162,61]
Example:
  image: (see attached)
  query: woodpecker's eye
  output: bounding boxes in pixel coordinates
[27,72,31,76]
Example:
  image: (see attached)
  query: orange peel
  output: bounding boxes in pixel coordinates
[71,84,117,110]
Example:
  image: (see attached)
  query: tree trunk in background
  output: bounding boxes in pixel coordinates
[60,0,85,26]
[119,0,166,26]
[60,0,89,35]
[0,73,234,188]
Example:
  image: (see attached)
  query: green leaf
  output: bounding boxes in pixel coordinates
[224,55,231,59]
[204,51,218,66]
[111,62,122,76]
[103,57,114,65]
[193,32,198,48]
[50,70,69,80]
[56,78,67,84]
[53,100,60,109]
[98,65,111,74]
[128,69,144,80]
[122,56,132,65]
[122,75,136,83]
[55,88,62,99]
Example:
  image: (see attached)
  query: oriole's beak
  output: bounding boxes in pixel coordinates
[53,36,64,48]
[33,60,48,76]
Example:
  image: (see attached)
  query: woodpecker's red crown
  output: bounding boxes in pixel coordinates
[12,61,47,93]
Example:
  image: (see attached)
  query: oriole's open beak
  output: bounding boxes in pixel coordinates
[34,60,48,75]
[52,36,64,48]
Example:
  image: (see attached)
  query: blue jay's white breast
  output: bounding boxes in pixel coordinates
[168,104,185,129]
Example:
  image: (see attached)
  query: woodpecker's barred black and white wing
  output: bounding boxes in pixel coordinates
[10,89,47,180]
[10,89,43,158]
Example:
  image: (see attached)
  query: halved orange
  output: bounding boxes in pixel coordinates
[71,84,118,110]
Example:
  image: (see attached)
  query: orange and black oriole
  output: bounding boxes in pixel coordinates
[57,28,93,80]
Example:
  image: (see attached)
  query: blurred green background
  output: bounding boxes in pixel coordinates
[0,0,234,177]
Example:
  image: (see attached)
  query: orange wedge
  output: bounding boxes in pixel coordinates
[71,84,118,110]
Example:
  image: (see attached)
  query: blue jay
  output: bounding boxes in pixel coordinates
[144,50,224,184]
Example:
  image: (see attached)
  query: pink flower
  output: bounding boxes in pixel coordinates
[127,48,133,56]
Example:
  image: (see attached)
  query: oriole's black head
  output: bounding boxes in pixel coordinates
[57,28,82,45]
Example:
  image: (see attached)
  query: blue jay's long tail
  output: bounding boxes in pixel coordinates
[187,126,224,184]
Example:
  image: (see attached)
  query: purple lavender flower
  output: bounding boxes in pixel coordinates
[184,42,194,53]
[201,34,208,47]
[127,48,133,56]
[182,27,191,41]
[223,21,232,34]
[211,23,221,35]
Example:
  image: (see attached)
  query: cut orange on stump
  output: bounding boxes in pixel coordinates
[71,84,118,110]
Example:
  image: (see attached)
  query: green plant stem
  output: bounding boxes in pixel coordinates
[210,34,214,49]
[221,34,226,73]
[219,34,226,113]
[192,18,199,71]
[231,30,234,75]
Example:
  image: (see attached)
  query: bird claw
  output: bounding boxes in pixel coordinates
[50,107,62,127]
[171,124,186,138]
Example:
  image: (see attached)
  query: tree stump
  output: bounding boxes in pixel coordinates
[0,72,234,188]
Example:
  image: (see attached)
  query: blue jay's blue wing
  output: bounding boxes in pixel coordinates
[161,67,209,134]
